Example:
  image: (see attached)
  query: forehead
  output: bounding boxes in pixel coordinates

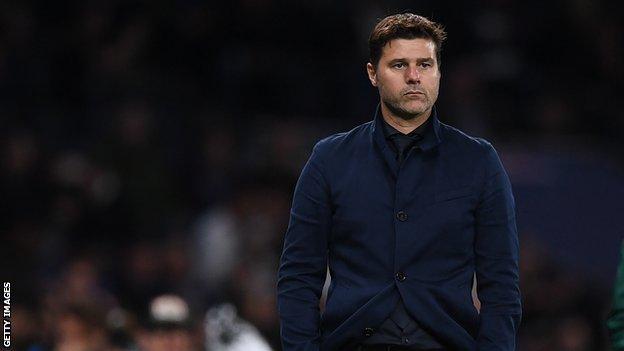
[380,38,437,61]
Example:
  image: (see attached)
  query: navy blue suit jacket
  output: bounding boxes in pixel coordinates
[277,108,521,350]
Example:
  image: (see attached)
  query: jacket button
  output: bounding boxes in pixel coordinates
[395,272,406,282]
[396,211,408,221]
[362,327,375,337]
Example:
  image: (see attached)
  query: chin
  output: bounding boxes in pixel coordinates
[402,105,429,117]
[384,99,431,120]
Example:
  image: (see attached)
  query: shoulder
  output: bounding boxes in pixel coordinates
[311,120,373,158]
[438,121,498,156]
[438,122,507,181]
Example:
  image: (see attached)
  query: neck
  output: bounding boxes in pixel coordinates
[380,102,432,134]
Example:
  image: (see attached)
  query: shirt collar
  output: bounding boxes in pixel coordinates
[372,104,443,152]
[382,114,430,139]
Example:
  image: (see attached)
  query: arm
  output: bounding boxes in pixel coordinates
[277,140,332,351]
[607,240,624,351]
[474,142,522,350]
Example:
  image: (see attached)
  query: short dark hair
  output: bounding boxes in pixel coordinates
[369,13,447,67]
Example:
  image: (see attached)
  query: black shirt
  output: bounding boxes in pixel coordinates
[383,115,429,164]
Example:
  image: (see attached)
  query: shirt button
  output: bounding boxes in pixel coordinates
[396,211,408,221]
[395,272,407,282]
[403,337,410,344]
[362,327,375,337]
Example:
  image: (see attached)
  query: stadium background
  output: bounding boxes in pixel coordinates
[1,0,622,350]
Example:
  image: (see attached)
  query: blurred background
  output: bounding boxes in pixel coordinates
[1,0,622,350]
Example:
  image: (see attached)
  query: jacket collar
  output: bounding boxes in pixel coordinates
[371,103,443,153]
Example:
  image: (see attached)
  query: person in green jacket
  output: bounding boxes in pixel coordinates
[608,240,624,350]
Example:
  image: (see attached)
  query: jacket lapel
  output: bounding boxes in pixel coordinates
[370,106,399,178]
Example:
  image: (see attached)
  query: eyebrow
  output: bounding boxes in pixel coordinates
[388,57,434,64]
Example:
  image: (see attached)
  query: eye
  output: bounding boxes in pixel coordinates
[420,62,432,68]
[392,62,406,69]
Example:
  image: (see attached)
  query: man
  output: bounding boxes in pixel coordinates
[277,13,521,351]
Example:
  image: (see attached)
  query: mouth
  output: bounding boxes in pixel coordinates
[404,91,425,98]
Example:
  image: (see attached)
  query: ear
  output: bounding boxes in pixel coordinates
[366,62,378,87]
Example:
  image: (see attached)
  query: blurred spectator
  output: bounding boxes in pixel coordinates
[135,294,198,351]
[53,304,110,351]
[608,240,624,350]
[204,303,273,351]
[190,172,291,346]
[10,304,46,351]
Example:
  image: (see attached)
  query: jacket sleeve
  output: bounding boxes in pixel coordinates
[474,142,522,350]
[607,240,624,351]
[277,140,332,351]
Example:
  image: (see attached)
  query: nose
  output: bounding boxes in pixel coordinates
[405,66,421,84]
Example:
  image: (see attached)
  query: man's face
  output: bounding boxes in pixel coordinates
[367,38,441,120]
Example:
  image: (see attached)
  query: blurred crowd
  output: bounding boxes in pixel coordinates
[1,0,622,350]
